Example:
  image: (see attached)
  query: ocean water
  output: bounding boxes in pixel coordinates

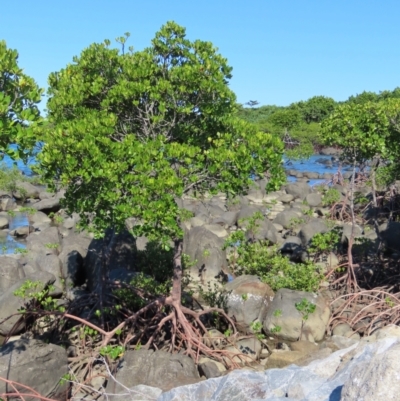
[1,146,35,253]
[284,154,348,186]
[0,212,28,254]
[2,144,36,175]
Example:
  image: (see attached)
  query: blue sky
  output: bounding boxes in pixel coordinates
[1,0,399,110]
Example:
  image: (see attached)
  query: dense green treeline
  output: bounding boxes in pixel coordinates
[237,88,400,158]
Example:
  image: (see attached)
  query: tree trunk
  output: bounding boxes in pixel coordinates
[170,238,183,305]
[99,228,116,329]
[370,166,383,259]
[347,157,358,288]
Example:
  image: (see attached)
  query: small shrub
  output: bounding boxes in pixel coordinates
[99,345,125,360]
[309,228,341,257]
[13,280,61,312]
[295,298,316,321]
[14,247,28,255]
[0,164,23,196]
[250,320,265,340]
[238,210,264,241]
[288,217,306,232]
[198,282,230,311]
[322,188,341,207]
[225,235,322,292]
[45,242,59,249]
[19,206,37,215]
[295,298,316,340]
[224,212,323,292]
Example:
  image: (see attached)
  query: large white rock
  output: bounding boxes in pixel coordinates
[157,336,400,401]
[341,341,400,401]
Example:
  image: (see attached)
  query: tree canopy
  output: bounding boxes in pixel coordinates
[0,40,42,160]
[38,22,285,245]
[290,96,336,124]
[321,99,400,164]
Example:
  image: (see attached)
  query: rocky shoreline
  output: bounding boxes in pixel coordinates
[0,161,399,400]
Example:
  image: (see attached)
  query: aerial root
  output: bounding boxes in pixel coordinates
[329,288,400,336]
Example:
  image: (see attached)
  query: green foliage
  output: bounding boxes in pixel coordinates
[238,210,264,240]
[285,122,322,159]
[267,109,302,132]
[14,247,28,255]
[322,188,341,207]
[309,229,341,255]
[290,96,336,124]
[49,212,65,224]
[0,40,43,160]
[345,87,400,105]
[289,217,306,229]
[134,241,174,284]
[224,328,233,337]
[198,282,230,311]
[270,310,283,336]
[346,91,380,105]
[13,280,60,311]
[237,95,336,158]
[295,298,316,321]
[284,140,314,160]
[0,163,26,198]
[270,325,282,334]
[224,212,322,292]
[385,297,395,308]
[182,253,197,270]
[99,345,125,360]
[113,272,171,311]
[59,373,72,385]
[19,206,37,215]
[354,193,370,208]
[80,326,99,340]
[54,215,64,224]
[202,249,210,259]
[7,209,16,217]
[249,320,265,340]
[45,242,59,249]
[37,22,285,248]
[224,235,322,292]
[236,103,282,125]
[375,163,400,188]
[261,253,322,292]
[321,99,400,164]
[223,229,246,250]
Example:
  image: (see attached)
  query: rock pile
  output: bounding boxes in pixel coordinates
[1,172,398,400]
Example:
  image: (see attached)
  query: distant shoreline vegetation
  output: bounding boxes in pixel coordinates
[236,88,400,159]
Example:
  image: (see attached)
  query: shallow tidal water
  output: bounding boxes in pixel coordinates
[0,212,29,254]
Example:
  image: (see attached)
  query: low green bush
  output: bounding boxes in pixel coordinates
[224,227,323,292]
[322,188,341,206]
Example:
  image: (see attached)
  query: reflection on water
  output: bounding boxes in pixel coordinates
[0,212,28,254]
